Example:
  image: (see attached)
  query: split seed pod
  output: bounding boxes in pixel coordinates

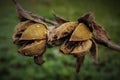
[13,21,47,56]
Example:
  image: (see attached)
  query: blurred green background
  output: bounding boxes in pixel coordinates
[0,0,120,80]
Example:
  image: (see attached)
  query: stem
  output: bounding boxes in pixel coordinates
[36,16,58,26]
[12,0,58,26]
[107,42,120,51]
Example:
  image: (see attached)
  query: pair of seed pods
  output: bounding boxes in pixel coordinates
[12,0,120,73]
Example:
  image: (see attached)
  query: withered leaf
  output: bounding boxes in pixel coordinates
[90,39,98,63]
[92,22,110,45]
[13,0,59,26]
[78,13,95,32]
[13,0,45,24]
[69,23,92,41]
[52,12,69,25]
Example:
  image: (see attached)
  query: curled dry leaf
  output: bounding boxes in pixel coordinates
[78,13,95,32]
[13,0,57,25]
[92,22,110,45]
[90,39,98,63]
[52,12,69,26]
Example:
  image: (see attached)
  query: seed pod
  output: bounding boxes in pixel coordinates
[71,40,92,56]
[69,23,92,41]
[13,20,47,56]
[55,22,78,39]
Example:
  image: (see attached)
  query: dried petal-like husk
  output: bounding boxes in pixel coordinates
[20,23,47,40]
[18,40,46,56]
[55,22,78,39]
[70,23,92,41]
[60,40,77,54]
[12,20,33,44]
[90,39,98,63]
[71,40,92,56]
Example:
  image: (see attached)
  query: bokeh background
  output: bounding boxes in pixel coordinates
[0,0,120,80]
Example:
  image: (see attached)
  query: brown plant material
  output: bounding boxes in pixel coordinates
[52,12,69,26]
[71,40,92,56]
[75,56,85,73]
[12,0,120,74]
[55,22,78,39]
[34,55,45,65]
[90,39,98,63]
[70,23,92,41]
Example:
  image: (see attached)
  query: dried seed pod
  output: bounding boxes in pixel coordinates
[69,23,92,41]
[12,20,47,56]
[55,22,78,39]
[71,40,92,56]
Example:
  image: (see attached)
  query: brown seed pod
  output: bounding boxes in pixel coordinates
[13,20,47,56]
[69,23,92,41]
